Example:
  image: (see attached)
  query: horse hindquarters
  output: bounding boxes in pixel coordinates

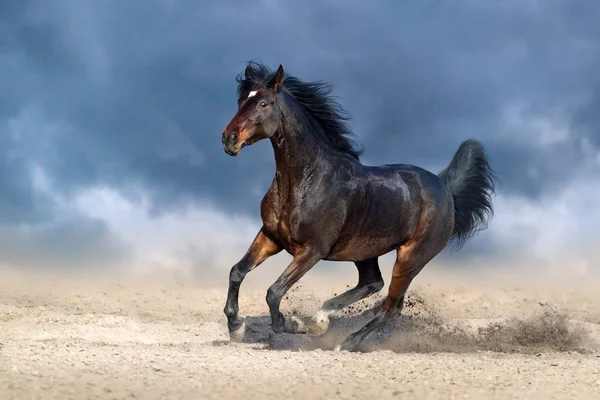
[337,171,456,351]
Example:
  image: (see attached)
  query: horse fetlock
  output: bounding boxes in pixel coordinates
[223,304,238,318]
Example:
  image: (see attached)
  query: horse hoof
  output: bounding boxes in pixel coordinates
[307,311,330,337]
[229,319,246,342]
[336,336,361,352]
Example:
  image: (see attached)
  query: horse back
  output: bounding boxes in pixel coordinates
[326,163,450,261]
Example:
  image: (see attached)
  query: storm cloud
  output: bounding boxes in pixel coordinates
[1,0,599,275]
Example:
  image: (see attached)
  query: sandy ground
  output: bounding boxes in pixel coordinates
[0,266,599,399]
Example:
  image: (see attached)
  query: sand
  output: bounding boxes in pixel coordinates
[0,266,599,399]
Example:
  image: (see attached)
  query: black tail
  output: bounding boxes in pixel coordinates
[438,139,498,249]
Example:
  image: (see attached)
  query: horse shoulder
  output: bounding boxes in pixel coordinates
[260,183,282,232]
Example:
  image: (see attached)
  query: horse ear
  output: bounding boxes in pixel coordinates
[269,64,285,92]
[244,64,253,80]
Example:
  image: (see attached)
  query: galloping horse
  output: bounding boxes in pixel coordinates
[220,62,497,351]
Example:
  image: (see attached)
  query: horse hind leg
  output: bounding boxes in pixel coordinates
[336,228,449,352]
[306,258,384,337]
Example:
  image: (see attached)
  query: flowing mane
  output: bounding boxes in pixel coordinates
[236,61,364,160]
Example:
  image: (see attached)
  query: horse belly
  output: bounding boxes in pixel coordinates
[327,219,410,261]
[325,232,405,262]
[325,199,416,262]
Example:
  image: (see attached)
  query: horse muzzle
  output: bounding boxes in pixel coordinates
[222,130,242,156]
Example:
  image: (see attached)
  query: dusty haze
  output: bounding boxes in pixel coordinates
[0,264,599,399]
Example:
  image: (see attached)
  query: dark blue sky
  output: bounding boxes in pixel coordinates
[1,1,599,276]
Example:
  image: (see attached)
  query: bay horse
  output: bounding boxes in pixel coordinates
[220,62,497,351]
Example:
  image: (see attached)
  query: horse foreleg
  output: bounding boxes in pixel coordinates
[223,229,281,342]
[306,258,384,337]
[265,248,323,334]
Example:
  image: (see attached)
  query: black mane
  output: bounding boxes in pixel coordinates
[236,61,364,160]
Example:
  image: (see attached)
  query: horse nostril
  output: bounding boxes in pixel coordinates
[223,130,239,148]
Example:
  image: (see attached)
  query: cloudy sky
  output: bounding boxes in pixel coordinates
[1,1,599,280]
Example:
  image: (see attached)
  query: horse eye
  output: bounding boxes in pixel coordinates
[259,101,268,108]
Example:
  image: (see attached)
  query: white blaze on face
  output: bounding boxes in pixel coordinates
[247,90,258,99]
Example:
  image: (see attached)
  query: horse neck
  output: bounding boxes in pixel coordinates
[269,101,331,179]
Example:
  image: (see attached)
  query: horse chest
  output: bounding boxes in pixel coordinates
[274,211,300,254]
[277,218,294,246]
[262,205,298,255]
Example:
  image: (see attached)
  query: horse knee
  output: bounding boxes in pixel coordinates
[229,264,246,284]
